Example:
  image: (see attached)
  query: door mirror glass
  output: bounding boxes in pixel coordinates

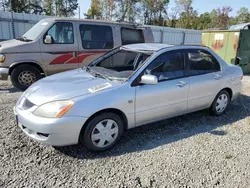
[140,75,158,85]
[44,35,52,44]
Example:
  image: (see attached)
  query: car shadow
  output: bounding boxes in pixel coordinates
[55,93,250,159]
[0,87,20,93]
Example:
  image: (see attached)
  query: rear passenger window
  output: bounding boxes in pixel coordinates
[145,51,185,81]
[186,50,220,75]
[121,28,144,45]
[79,24,113,49]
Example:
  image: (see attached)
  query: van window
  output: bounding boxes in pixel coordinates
[79,24,113,49]
[46,22,74,44]
[121,28,144,45]
[97,50,137,71]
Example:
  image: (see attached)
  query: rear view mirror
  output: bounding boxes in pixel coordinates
[140,75,158,85]
[44,35,52,44]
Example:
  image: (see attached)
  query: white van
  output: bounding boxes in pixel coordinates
[0,18,154,90]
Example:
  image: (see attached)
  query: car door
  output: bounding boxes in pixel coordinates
[40,21,79,75]
[185,49,224,112]
[135,50,189,126]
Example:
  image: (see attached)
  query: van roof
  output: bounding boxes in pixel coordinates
[44,18,141,27]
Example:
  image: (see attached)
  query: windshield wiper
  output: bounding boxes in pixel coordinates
[16,36,33,42]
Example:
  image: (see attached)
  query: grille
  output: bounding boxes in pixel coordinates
[22,98,35,110]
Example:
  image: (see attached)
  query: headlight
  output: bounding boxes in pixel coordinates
[0,54,5,63]
[33,100,74,118]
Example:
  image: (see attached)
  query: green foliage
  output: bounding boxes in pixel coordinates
[86,0,102,19]
[236,7,250,23]
[43,0,54,16]
[3,0,78,16]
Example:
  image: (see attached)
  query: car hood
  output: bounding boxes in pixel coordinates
[23,68,121,106]
[0,39,40,53]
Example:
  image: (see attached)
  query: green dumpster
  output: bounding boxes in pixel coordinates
[202,28,250,74]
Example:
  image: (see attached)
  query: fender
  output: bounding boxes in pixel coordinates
[9,60,47,76]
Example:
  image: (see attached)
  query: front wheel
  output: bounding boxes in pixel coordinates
[210,90,230,116]
[80,112,124,152]
[10,65,42,91]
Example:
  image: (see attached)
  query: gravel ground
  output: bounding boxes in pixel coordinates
[0,77,250,188]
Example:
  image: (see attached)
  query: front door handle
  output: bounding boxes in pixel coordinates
[177,81,187,87]
[213,74,222,80]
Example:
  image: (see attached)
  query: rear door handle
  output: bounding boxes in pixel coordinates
[73,51,78,58]
[213,74,222,80]
[177,81,187,87]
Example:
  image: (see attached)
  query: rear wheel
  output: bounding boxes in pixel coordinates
[210,90,230,116]
[80,112,124,152]
[10,65,42,91]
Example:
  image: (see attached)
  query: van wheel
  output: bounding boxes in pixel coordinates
[80,112,124,152]
[11,65,42,91]
[210,90,230,116]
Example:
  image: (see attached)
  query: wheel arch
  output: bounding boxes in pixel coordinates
[220,87,233,101]
[80,108,128,139]
[9,62,46,76]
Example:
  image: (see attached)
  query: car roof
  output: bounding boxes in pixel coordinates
[121,43,208,54]
[121,43,174,53]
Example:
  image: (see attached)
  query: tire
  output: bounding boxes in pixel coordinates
[80,112,124,152]
[210,90,230,116]
[10,65,42,91]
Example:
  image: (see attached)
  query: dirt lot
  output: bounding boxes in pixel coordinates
[0,77,250,188]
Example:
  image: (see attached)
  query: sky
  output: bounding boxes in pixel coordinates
[77,0,250,18]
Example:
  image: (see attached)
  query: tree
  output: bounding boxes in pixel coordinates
[140,0,169,25]
[44,0,54,16]
[236,7,250,23]
[29,0,44,14]
[86,0,102,19]
[167,0,182,27]
[0,0,7,11]
[5,0,30,13]
[216,6,232,29]
[198,12,211,29]
[55,0,78,17]
[102,0,116,20]
[209,9,218,28]
[175,0,198,29]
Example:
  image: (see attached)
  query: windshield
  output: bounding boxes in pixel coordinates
[19,20,51,41]
[86,49,151,82]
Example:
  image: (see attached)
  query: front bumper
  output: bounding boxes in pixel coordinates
[14,106,88,146]
[0,67,9,80]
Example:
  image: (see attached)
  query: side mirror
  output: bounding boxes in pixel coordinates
[44,35,52,44]
[140,75,158,85]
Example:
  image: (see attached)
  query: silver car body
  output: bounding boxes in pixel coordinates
[14,43,243,146]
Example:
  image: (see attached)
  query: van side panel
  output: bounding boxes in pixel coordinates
[40,21,79,75]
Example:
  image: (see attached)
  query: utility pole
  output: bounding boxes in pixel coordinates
[78,5,80,19]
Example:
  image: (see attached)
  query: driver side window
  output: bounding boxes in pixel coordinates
[145,51,185,81]
[46,22,74,44]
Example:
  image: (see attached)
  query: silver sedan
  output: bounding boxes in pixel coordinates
[14,43,243,151]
